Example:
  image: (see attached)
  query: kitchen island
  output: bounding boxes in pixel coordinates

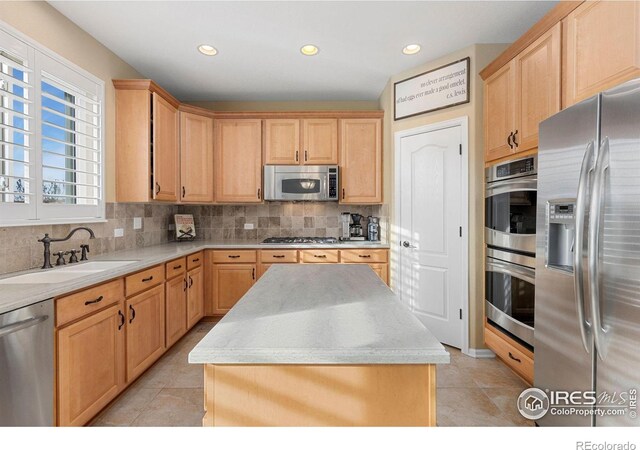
[189,264,449,426]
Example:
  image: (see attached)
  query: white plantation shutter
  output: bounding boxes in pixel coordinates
[0,22,104,225]
[0,29,36,221]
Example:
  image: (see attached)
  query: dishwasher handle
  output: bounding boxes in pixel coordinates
[0,315,49,339]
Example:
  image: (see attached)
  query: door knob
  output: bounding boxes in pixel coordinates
[402,241,417,248]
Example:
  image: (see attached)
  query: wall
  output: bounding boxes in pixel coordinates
[378,44,508,350]
[0,0,143,203]
[185,100,380,111]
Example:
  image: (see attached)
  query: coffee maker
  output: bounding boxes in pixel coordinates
[349,213,365,240]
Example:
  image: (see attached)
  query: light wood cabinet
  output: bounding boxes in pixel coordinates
[300,249,339,263]
[125,284,165,382]
[214,119,263,203]
[165,274,187,348]
[564,0,640,107]
[484,62,516,162]
[485,321,533,385]
[187,265,204,329]
[180,111,214,202]
[114,80,180,202]
[265,118,339,165]
[368,264,389,285]
[211,263,256,313]
[339,118,382,204]
[57,303,126,426]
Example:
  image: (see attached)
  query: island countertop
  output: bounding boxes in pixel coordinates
[188,264,450,365]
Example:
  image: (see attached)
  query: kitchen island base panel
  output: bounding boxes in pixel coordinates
[203,363,436,426]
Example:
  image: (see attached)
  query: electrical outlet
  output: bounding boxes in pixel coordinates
[244,223,254,230]
[133,217,142,230]
[168,223,175,231]
[114,228,124,238]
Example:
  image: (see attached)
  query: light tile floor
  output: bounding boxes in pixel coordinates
[92,322,533,427]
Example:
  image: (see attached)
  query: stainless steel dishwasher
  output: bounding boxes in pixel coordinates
[0,299,54,426]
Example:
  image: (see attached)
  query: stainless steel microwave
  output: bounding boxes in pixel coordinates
[263,165,338,201]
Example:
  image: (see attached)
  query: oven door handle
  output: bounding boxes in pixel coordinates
[485,259,535,285]
[485,177,538,198]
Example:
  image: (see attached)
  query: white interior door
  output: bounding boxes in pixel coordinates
[398,124,464,348]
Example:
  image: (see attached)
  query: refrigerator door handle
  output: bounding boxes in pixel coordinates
[588,136,610,360]
[574,140,595,353]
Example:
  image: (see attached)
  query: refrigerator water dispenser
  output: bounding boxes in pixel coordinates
[546,200,576,273]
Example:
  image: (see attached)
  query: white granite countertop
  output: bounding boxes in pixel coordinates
[188,264,450,365]
[0,240,390,315]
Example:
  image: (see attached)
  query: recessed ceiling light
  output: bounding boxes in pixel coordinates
[300,44,319,56]
[402,44,421,55]
[197,44,218,56]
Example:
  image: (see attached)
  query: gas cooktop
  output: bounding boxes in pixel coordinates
[261,237,339,244]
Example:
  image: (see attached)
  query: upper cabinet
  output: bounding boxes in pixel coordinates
[114,80,180,202]
[180,111,214,202]
[214,119,263,203]
[484,23,561,163]
[339,118,382,204]
[264,118,338,165]
[564,1,640,107]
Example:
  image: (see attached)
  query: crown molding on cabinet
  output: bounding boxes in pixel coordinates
[112,79,181,108]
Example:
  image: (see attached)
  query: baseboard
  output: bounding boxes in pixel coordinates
[464,348,496,359]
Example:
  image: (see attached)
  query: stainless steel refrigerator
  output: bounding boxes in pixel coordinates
[535,78,640,426]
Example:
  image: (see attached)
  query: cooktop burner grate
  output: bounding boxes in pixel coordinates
[261,237,339,244]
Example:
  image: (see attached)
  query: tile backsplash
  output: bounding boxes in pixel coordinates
[0,202,388,276]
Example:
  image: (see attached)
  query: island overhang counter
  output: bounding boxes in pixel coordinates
[189,264,450,426]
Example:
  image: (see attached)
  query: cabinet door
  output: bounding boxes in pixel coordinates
[214,119,263,202]
[126,284,165,382]
[565,1,640,107]
[165,275,187,347]
[180,111,214,202]
[368,263,389,285]
[152,93,179,201]
[339,118,382,204]
[265,119,300,164]
[187,266,204,329]
[57,303,125,426]
[514,23,561,153]
[302,118,338,165]
[257,263,271,279]
[212,264,256,313]
[484,62,516,163]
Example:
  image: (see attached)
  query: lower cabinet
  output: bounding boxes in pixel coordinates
[56,303,126,427]
[212,263,256,313]
[484,320,533,385]
[368,263,389,285]
[187,265,204,328]
[165,274,188,348]
[125,284,166,382]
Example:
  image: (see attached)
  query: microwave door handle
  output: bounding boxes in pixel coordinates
[573,140,595,353]
[323,177,327,199]
[588,137,610,361]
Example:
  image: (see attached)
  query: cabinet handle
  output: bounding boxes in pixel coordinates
[84,295,104,306]
[342,188,345,200]
[173,264,182,270]
[257,188,261,200]
[252,268,255,280]
[228,255,240,259]
[314,254,327,258]
[358,255,371,259]
[129,305,136,324]
[305,150,308,162]
[118,310,125,330]
[192,258,200,263]
[512,129,518,147]
[189,276,193,288]
[182,186,186,198]
[508,352,521,363]
[295,150,299,162]
[155,182,161,195]
[184,278,188,291]
[272,255,285,258]
[142,276,154,282]
[507,132,514,149]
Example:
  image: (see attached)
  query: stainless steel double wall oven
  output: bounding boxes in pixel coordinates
[485,155,537,347]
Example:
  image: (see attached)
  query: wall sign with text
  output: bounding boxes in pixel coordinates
[394,57,470,120]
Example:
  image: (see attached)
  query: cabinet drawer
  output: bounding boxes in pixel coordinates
[300,249,339,263]
[340,249,388,263]
[56,279,124,327]
[125,265,164,297]
[166,257,186,279]
[484,323,533,385]
[260,250,298,263]
[187,251,203,270]
[211,250,257,263]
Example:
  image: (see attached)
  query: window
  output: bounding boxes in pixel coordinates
[0,24,104,226]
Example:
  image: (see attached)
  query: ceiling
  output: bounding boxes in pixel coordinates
[49,1,557,102]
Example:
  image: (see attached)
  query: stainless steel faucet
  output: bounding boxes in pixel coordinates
[37,227,96,269]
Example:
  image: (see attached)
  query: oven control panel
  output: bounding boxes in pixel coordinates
[486,154,537,183]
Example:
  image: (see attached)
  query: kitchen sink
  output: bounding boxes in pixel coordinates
[0,260,139,285]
